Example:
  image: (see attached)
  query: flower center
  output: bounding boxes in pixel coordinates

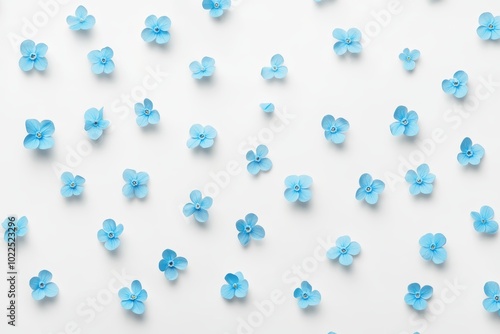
[466,150,472,157]
[416,178,422,184]
[255,156,261,162]
[365,186,372,192]
[93,121,98,126]
[430,244,436,250]
[154,27,160,33]
[130,294,136,300]
[415,292,420,298]
[131,180,138,186]
[233,283,238,289]
[199,133,205,139]
[406,56,411,61]
[452,79,459,87]
[70,182,76,188]
[39,282,45,288]
[302,293,308,299]
[245,226,252,233]
[330,126,336,133]
[481,219,486,223]
[294,185,300,191]
[195,203,201,209]
[168,260,174,267]
[30,53,37,60]
[36,132,42,138]
[144,109,150,115]
[345,38,351,44]
[489,24,494,29]
[340,248,347,254]
[272,65,278,71]
[214,2,220,8]
[495,295,500,301]
[101,58,107,64]
[108,232,114,238]
[401,118,408,125]
[13,227,18,232]
[79,17,85,23]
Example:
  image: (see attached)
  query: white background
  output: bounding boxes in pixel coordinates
[1,0,500,333]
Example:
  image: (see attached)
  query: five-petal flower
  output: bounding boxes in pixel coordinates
[183,190,213,223]
[66,5,95,31]
[442,71,468,98]
[419,233,447,264]
[2,216,28,243]
[404,283,433,311]
[399,48,420,71]
[477,12,500,40]
[471,206,498,234]
[236,213,265,246]
[187,124,217,148]
[221,272,248,299]
[87,47,115,74]
[284,175,313,203]
[321,115,350,144]
[261,54,288,80]
[457,137,484,166]
[246,145,272,175]
[405,164,435,195]
[19,40,48,72]
[390,106,419,137]
[203,0,231,18]
[29,270,59,300]
[97,219,123,251]
[327,235,361,266]
[294,281,321,309]
[159,249,188,281]
[84,108,109,140]
[483,281,500,313]
[355,174,385,205]
[333,28,362,55]
[190,57,215,79]
[119,280,148,315]
[23,119,55,150]
[141,15,171,44]
[122,169,149,199]
[135,98,160,127]
[60,172,85,197]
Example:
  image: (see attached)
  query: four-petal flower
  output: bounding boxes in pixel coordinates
[321,115,350,144]
[119,280,148,315]
[399,48,420,71]
[405,164,435,195]
[236,213,265,246]
[333,28,362,55]
[135,98,160,127]
[60,172,85,197]
[203,0,231,18]
[187,124,217,148]
[471,206,498,234]
[457,137,484,166]
[141,15,171,44]
[442,70,468,98]
[327,235,361,266]
[29,270,59,300]
[355,173,385,205]
[390,106,419,137]
[23,119,55,150]
[19,40,48,72]
[190,57,215,79]
[97,219,124,251]
[483,281,500,313]
[122,169,149,199]
[159,249,188,281]
[221,272,248,299]
[183,190,213,223]
[84,108,109,140]
[294,281,321,309]
[2,216,28,243]
[66,5,95,31]
[87,47,115,74]
[284,175,313,203]
[404,283,433,311]
[261,54,288,80]
[419,233,447,264]
[246,145,273,175]
[477,12,500,40]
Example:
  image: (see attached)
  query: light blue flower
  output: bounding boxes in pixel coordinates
[404,283,433,311]
[221,272,248,300]
[187,124,217,148]
[284,175,312,203]
[60,172,85,197]
[84,108,109,140]
[477,12,500,40]
[260,103,275,113]
[457,137,484,166]
[97,219,123,251]
[246,145,272,175]
[135,98,160,127]
[261,54,288,80]
[29,270,59,300]
[66,5,95,31]
[122,169,149,199]
[19,40,48,72]
[294,281,321,309]
[23,119,55,150]
[327,235,361,266]
[442,70,468,98]
[203,0,231,18]
[183,190,213,223]
[119,280,147,315]
[321,114,350,144]
[405,164,435,195]
[190,57,215,79]
[471,206,498,234]
[419,233,447,264]
[141,15,171,44]
[355,173,385,205]
[332,28,362,55]
[159,249,188,281]
[399,48,420,71]
[483,281,500,313]
[236,213,265,246]
[2,216,28,242]
[87,47,115,74]
[390,106,419,137]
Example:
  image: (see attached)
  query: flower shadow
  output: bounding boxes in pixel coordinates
[35,295,59,307]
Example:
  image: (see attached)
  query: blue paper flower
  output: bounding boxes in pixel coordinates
[404,283,433,311]
[29,270,59,300]
[119,280,147,315]
[419,233,447,264]
[187,124,217,149]
[190,57,215,79]
[158,249,188,281]
[122,169,149,199]
[457,137,484,166]
[327,235,361,266]
[203,0,231,18]
[399,48,420,71]
[2,216,28,242]
[321,115,350,144]
[236,213,265,246]
[294,281,321,309]
[87,47,115,74]
[23,119,55,150]
[284,175,312,203]
[442,71,468,98]
[261,54,288,80]
[66,5,95,31]
[246,145,272,175]
[97,219,123,251]
[183,190,213,223]
[332,28,362,55]
[471,206,498,234]
[135,98,160,127]
[84,108,109,140]
[390,106,419,137]
[19,40,48,72]
[355,173,385,205]
[60,172,85,197]
[141,15,171,44]
[260,103,275,113]
[405,164,435,195]
[483,281,500,313]
[221,272,248,300]
[477,12,500,40]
